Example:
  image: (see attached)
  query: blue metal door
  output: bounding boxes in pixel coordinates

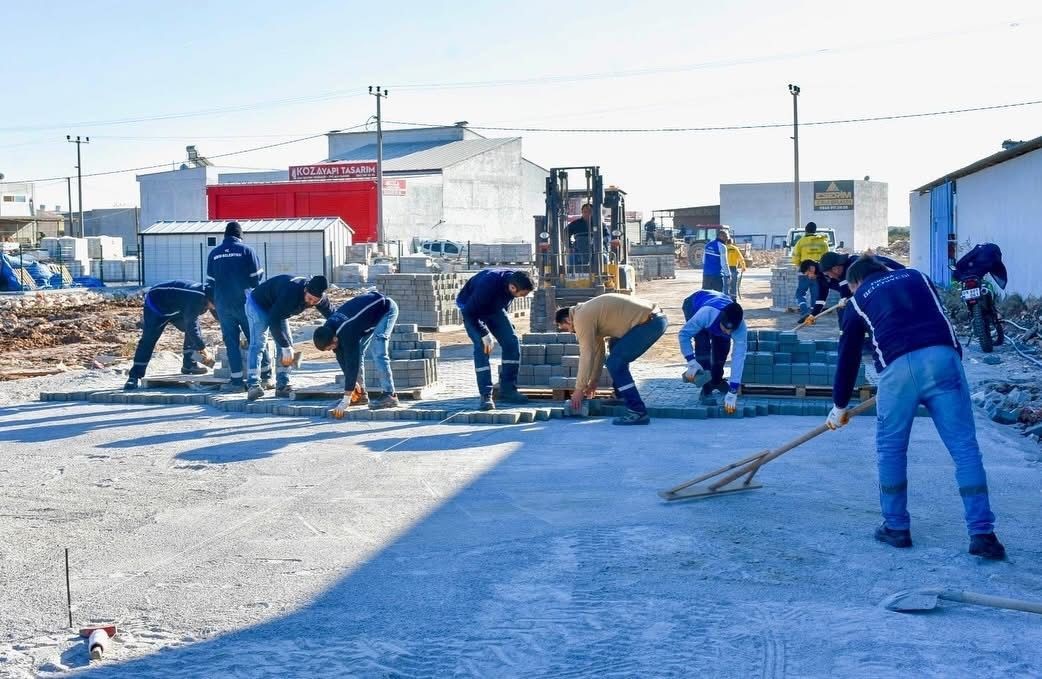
[929,181,954,286]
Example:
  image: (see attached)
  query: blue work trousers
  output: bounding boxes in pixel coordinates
[463,309,521,398]
[359,300,399,394]
[605,312,668,414]
[795,275,814,316]
[694,330,731,384]
[129,305,200,379]
[217,301,271,385]
[245,292,291,389]
[875,345,996,535]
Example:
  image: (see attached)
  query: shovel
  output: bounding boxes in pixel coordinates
[882,589,1042,615]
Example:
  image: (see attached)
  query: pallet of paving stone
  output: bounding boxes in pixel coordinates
[740,383,875,399]
[289,386,425,401]
[512,387,616,401]
[140,374,227,389]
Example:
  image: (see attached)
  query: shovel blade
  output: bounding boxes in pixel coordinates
[881,589,942,612]
[658,482,763,502]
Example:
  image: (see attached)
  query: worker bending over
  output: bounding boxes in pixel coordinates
[800,251,904,328]
[124,280,216,390]
[456,268,535,410]
[827,256,1005,560]
[245,274,331,400]
[791,222,830,322]
[206,221,273,393]
[678,290,746,414]
[313,290,401,416]
[556,293,668,426]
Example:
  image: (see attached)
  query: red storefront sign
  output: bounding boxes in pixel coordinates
[288,162,377,181]
[383,179,407,196]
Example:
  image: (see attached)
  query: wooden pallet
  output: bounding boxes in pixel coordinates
[55,264,74,286]
[290,386,425,401]
[740,383,875,399]
[141,374,227,389]
[14,269,38,290]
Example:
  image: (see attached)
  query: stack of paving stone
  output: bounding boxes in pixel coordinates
[399,255,435,273]
[374,272,473,329]
[741,330,867,387]
[630,254,676,280]
[516,332,612,390]
[333,324,440,391]
[771,265,841,310]
[467,243,534,265]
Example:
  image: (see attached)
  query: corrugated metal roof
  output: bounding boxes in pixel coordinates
[142,217,353,235]
[330,138,518,173]
[913,133,1042,193]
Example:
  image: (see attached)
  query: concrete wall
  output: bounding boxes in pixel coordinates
[522,159,548,237]
[142,227,347,286]
[910,148,1042,296]
[138,167,215,234]
[441,139,528,242]
[78,208,141,254]
[720,180,888,251]
[909,190,931,274]
[380,173,444,245]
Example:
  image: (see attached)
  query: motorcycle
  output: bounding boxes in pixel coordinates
[952,243,1007,353]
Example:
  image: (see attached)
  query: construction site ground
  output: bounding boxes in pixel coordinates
[1,270,1041,677]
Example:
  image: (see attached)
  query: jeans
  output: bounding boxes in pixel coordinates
[217,301,271,384]
[463,308,521,398]
[694,330,731,384]
[245,292,291,389]
[794,275,813,316]
[359,300,399,394]
[875,345,995,535]
[129,303,202,379]
[702,273,725,292]
[727,267,740,299]
[605,313,668,414]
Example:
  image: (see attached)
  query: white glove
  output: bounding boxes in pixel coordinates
[724,391,738,414]
[197,347,216,367]
[826,406,850,430]
[481,334,495,356]
[836,297,849,309]
[332,396,350,419]
[684,360,710,386]
[280,346,294,367]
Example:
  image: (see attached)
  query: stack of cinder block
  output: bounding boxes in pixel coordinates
[399,255,435,273]
[333,263,368,287]
[334,324,440,390]
[516,332,612,390]
[771,265,841,310]
[467,243,534,265]
[375,272,473,329]
[741,330,867,387]
[629,244,676,281]
[346,244,375,264]
[367,262,395,284]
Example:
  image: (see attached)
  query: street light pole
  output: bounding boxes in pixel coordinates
[66,135,90,238]
[368,86,388,247]
[788,84,801,233]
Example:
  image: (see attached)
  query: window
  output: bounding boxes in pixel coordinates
[443,242,459,255]
[207,236,217,246]
[2,196,14,202]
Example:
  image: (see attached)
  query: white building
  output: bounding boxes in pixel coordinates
[910,136,1042,294]
[0,182,34,218]
[137,165,220,237]
[720,179,888,251]
[139,217,352,286]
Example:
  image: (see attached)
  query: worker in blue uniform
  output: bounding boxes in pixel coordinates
[827,256,1005,560]
[800,251,905,328]
[313,290,401,415]
[124,280,217,390]
[245,274,332,400]
[205,221,272,393]
[678,289,747,414]
[700,230,731,293]
[455,268,535,410]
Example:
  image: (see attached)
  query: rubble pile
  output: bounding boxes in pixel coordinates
[973,381,1042,448]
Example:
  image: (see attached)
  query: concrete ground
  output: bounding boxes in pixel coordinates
[1,268,1041,677]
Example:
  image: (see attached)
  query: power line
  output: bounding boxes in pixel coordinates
[9,123,369,184]
[386,98,1042,133]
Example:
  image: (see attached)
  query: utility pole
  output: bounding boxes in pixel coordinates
[66,177,74,237]
[66,135,90,238]
[368,86,388,246]
[788,84,801,232]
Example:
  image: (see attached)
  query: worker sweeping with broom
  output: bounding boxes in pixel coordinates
[827,255,1006,560]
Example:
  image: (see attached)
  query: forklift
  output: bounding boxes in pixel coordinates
[531,166,634,331]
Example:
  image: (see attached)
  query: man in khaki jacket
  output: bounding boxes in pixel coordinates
[555,293,668,425]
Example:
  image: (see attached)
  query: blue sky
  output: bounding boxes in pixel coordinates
[3,0,1040,224]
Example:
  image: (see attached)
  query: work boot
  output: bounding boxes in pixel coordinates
[613,409,650,426]
[275,385,295,399]
[874,523,913,549]
[479,395,496,411]
[498,386,529,404]
[369,394,400,410]
[123,377,139,391]
[260,374,276,390]
[219,381,246,394]
[181,362,208,376]
[247,385,264,401]
[969,533,1007,560]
